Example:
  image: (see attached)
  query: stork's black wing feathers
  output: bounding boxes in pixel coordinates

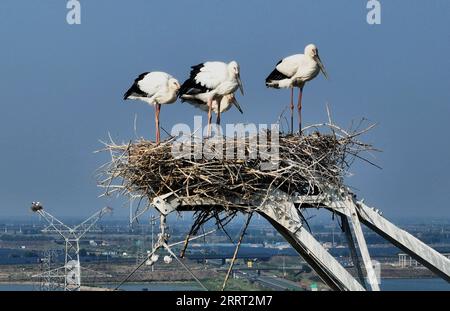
[124,72,149,100]
[265,60,289,84]
[178,63,211,97]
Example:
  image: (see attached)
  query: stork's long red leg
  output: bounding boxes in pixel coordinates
[155,103,161,144]
[297,86,304,135]
[216,99,221,126]
[207,98,212,137]
[290,87,294,134]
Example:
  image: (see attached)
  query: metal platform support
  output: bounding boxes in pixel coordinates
[355,200,450,282]
[319,192,450,283]
[345,200,380,291]
[256,191,365,291]
[341,215,366,289]
[148,187,450,291]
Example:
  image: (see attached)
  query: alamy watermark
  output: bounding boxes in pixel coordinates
[170,117,280,170]
[65,2,379,26]
[66,0,81,25]
[367,0,381,25]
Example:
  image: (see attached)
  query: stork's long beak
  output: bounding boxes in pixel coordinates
[314,54,329,80]
[237,73,244,96]
[231,96,243,114]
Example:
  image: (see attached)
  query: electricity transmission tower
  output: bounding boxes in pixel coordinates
[36,249,60,291]
[31,202,112,291]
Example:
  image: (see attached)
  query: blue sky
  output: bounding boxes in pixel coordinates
[0,0,449,219]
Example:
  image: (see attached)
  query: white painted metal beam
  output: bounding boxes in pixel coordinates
[341,215,366,288]
[257,191,365,291]
[355,201,450,282]
[150,188,450,290]
[344,199,380,291]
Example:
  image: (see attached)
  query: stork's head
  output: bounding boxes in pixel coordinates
[168,78,181,92]
[228,60,239,73]
[305,44,318,58]
[228,61,244,96]
[305,44,328,80]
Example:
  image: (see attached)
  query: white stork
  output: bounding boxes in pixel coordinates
[124,71,180,144]
[265,44,328,134]
[181,93,243,125]
[178,61,244,135]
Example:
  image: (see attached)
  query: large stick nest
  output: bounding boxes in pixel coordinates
[98,120,378,210]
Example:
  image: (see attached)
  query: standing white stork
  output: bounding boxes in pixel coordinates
[124,71,180,144]
[265,44,328,134]
[178,61,244,136]
[181,93,243,125]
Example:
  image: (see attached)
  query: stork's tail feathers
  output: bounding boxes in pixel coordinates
[123,88,132,100]
[123,82,146,100]
[265,80,280,89]
[265,68,288,88]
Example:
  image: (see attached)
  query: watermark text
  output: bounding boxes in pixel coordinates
[367,0,381,25]
[66,0,81,25]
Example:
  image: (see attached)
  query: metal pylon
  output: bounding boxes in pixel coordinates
[37,249,60,291]
[31,203,112,291]
[148,187,450,291]
[341,215,366,288]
